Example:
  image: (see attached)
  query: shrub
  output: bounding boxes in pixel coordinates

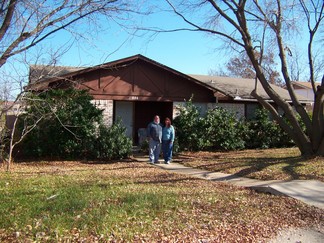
[174,102,295,152]
[202,107,246,150]
[15,89,132,160]
[173,100,204,151]
[94,119,132,160]
[245,108,294,149]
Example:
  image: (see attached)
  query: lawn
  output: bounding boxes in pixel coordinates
[178,147,324,182]
[0,148,323,242]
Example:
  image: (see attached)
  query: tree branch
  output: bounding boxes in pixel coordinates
[0,0,17,41]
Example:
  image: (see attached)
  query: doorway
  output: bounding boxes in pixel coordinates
[114,101,173,144]
[134,101,173,144]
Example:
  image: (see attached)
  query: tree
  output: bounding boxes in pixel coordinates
[6,92,44,170]
[0,0,138,68]
[220,51,282,86]
[159,0,324,156]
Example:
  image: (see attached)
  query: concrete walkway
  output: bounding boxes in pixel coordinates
[135,157,324,210]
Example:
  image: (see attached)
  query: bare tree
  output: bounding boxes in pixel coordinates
[0,0,141,68]
[157,0,324,156]
[6,93,42,171]
[0,0,145,169]
[215,51,282,86]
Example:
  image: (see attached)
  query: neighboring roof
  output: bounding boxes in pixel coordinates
[1,101,14,111]
[29,65,85,84]
[190,75,312,102]
[291,81,321,90]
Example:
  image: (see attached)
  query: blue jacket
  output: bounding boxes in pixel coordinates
[162,125,175,142]
[147,122,162,142]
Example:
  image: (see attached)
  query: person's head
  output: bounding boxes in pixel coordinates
[153,115,160,124]
[165,117,171,127]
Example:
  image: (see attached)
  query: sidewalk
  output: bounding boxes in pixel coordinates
[135,156,324,210]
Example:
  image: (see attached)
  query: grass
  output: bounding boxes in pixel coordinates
[178,147,324,182]
[0,166,183,241]
[0,149,323,242]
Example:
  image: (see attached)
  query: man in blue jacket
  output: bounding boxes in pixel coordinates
[147,115,162,164]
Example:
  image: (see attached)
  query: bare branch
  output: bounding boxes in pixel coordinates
[299,0,324,92]
[0,0,17,41]
[160,0,245,47]
[0,0,136,68]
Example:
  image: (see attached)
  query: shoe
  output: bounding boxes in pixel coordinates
[166,161,170,164]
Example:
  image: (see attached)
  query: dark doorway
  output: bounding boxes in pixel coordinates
[134,101,173,144]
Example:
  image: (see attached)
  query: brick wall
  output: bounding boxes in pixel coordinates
[209,103,245,119]
[91,100,114,126]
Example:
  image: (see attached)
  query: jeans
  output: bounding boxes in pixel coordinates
[162,140,173,162]
[149,138,161,163]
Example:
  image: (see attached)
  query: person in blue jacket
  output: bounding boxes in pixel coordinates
[162,117,175,164]
[147,115,162,164]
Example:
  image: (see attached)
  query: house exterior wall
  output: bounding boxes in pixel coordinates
[172,102,210,118]
[294,89,314,100]
[209,102,245,119]
[75,60,216,103]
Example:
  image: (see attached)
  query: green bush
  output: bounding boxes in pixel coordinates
[15,89,132,160]
[173,101,295,152]
[245,108,294,149]
[173,100,204,151]
[202,107,246,150]
[94,119,132,160]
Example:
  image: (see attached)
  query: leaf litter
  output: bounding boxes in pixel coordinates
[0,159,323,242]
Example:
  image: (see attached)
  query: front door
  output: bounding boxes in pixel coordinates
[115,101,133,138]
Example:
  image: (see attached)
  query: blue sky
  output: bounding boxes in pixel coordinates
[53,2,227,76]
[56,27,224,76]
[61,29,224,75]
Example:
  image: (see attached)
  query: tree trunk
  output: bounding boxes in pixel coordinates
[251,90,315,156]
[312,85,324,153]
[6,115,19,171]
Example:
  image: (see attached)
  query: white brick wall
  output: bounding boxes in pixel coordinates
[91,100,114,126]
[213,103,245,119]
[173,102,183,119]
[173,101,209,118]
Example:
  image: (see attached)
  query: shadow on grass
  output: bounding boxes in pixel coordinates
[179,151,323,181]
[232,156,305,180]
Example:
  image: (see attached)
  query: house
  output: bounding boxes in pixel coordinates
[189,75,312,118]
[27,54,312,143]
[291,81,320,109]
[291,81,320,100]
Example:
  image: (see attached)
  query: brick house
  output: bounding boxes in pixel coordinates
[27,54,312,143]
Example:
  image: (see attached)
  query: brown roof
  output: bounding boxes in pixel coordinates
[27,55,313,104]
[190,75,312,102]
